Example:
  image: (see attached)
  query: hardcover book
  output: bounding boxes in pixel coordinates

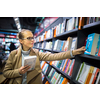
[24,56,37,71]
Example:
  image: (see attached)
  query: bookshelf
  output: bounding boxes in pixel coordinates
[46,61,71,80]
[34,17,100,84]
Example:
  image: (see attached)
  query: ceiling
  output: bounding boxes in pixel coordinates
[0,17,43,33]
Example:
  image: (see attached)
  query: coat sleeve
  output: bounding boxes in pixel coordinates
[3,51,21,78]
[38,50,72,61]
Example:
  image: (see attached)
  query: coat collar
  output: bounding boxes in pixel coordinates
[15,46,36,57]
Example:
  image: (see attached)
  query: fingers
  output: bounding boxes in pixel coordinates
[19,65,31,74]
[23,65,30,70]
[22,65,30,72]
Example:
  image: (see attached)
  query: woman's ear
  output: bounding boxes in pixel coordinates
[19,39,23,44]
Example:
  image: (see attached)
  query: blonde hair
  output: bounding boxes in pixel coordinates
[17,29,32,39]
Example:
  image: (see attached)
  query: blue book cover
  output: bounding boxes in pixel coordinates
[60,41,64,51]
[60,60,66,70]
[60,77,64,84]
[57,60,63,68]
[95,34,100,56]
[84,33,95,55]
[50,29,53,38]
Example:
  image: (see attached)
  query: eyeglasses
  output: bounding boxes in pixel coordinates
[22,37,34,41]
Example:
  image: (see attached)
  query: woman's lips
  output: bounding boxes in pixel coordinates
[31,43,34,45]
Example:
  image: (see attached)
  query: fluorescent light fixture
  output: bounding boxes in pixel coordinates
[13,17,21,32]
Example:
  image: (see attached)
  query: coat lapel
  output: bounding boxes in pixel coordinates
[27,48,40,83]
[14,46,23,84]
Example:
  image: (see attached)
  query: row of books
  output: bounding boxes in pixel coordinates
[76,62,100,84]
[34,37,77,53]
[44,29,53,39]
[40,61,49,74]
[34,29,53,43]
[84,33,100,56]
[50,59,75,76]
[66,17,79,31]
[86,17,100,25]
[35,41,53,50]
[48,68,69,84]
[34,17,79,43]
[34,17,100,43]
[40,42,44,49]
[35,29,53,43]
[34,43,40,48]
[40,60,71,84]
[78,17,100,30]
[44,41,52,50]
[53,17,79,37]
[53,37,77,51]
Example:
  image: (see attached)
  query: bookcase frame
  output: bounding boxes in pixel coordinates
[34,17,100,84]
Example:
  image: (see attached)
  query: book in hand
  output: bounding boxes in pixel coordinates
[24,56,37,71]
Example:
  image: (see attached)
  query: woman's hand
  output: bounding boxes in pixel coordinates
[19,65,31,75]
[73,46,86,56]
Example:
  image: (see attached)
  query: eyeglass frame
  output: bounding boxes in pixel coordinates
[22,37,34,41]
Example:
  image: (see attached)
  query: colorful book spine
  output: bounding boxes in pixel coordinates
[84,66,94,84]
[67,59,74,75]
[60,60,66,70]
[68,59,75,76]
[78,64,90,84]
[62,78,69,84]
[89,67,97,84]
[64,59,71,73]
[48,68,54,78]
[65,60,72,73]
[76,62,85,81]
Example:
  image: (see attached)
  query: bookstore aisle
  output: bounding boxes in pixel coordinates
[34,17,100,84]
[0,17,100,84]
[0,32,19,75]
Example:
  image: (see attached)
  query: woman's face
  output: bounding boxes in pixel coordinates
[19,31,34,50]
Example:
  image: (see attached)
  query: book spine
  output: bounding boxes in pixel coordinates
[77,62,85,81]
[92,68,99,84]
[69,59,75,76]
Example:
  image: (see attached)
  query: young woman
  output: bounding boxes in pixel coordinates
[1,29,86,84]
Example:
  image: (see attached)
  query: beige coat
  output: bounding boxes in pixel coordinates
[0,46,72,84]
